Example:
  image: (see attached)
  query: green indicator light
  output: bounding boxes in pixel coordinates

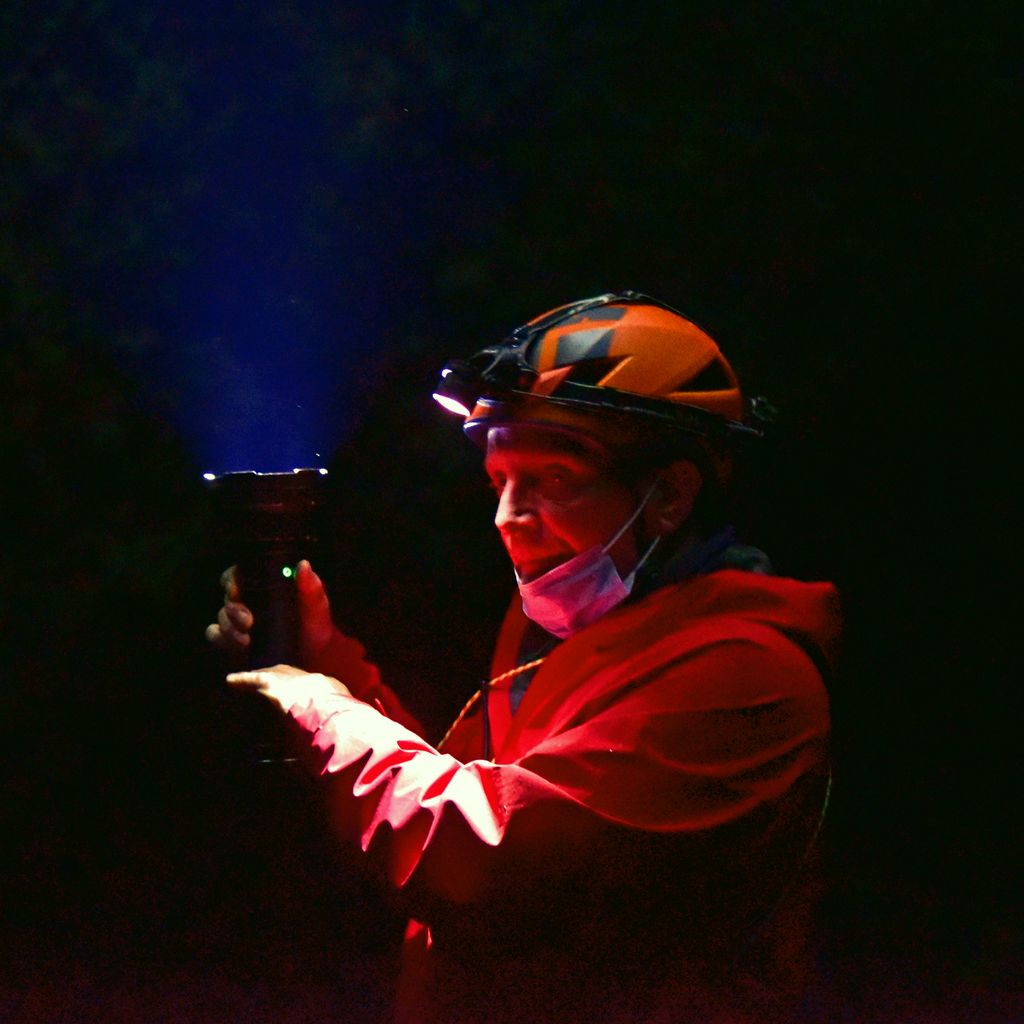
[281,565,294,579]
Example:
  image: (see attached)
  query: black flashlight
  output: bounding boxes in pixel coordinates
[205,468,328,668]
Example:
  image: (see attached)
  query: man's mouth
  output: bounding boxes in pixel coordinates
[510,552,569,582]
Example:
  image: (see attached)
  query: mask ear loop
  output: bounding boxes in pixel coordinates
[601,479,662,566]
[630,533,662,579]
[601,479,664,590]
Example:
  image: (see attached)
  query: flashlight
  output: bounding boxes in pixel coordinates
[205,468,329,668]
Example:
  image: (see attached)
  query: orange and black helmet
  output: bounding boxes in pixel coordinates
[433,291,771,449]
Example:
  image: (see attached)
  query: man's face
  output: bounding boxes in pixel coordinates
[484,425,641,583]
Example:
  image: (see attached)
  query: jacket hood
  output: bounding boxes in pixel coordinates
[682,569,842,681]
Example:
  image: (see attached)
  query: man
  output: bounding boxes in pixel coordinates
[212,292,839,1023]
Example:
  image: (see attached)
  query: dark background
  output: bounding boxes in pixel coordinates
[1,3,1017,1021]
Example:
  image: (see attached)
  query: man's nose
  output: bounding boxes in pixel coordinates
[494,480,534,531]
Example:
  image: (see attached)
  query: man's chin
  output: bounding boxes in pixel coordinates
[514,556,567,583]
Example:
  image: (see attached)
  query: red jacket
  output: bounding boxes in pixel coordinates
[293,569,839,1023]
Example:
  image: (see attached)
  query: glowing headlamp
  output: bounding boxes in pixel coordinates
[432,362,481,417]
[432,347,539,419]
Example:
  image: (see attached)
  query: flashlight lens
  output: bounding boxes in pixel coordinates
[281,565,294,579]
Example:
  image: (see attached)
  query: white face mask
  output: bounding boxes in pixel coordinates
[516,482,661,639]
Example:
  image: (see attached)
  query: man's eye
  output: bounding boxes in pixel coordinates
[540,467,574,494]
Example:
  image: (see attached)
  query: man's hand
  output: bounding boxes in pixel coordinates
[226,663,352,716]
[205,559,337,661]
[205,566,252,654]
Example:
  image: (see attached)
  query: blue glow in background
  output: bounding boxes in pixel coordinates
[127,6,366,471]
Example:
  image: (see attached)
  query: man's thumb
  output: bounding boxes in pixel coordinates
[296,559,335,654]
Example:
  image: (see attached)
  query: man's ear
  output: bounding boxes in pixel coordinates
[645,460,702,537]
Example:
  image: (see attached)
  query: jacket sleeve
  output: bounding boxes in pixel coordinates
[284,628,829,910]
[302,625,424,735]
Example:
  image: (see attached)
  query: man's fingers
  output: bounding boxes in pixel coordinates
[222,601,253,631]
[206,621,250,651]
[228,664,302,683]
[226,665,351,715]
[210,603,252,650]
[226,670,267,687]
[207,566,249,654]
[220,565,240,601]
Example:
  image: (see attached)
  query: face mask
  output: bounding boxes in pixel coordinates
[516,483,661,639]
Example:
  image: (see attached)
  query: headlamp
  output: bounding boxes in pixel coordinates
[432,361,484,417]
[432,346,539,418]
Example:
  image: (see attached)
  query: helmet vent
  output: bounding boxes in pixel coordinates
[554,327,614,367]
[563,356,625,387]
[561,305,628,325]
[681,359,733,393]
